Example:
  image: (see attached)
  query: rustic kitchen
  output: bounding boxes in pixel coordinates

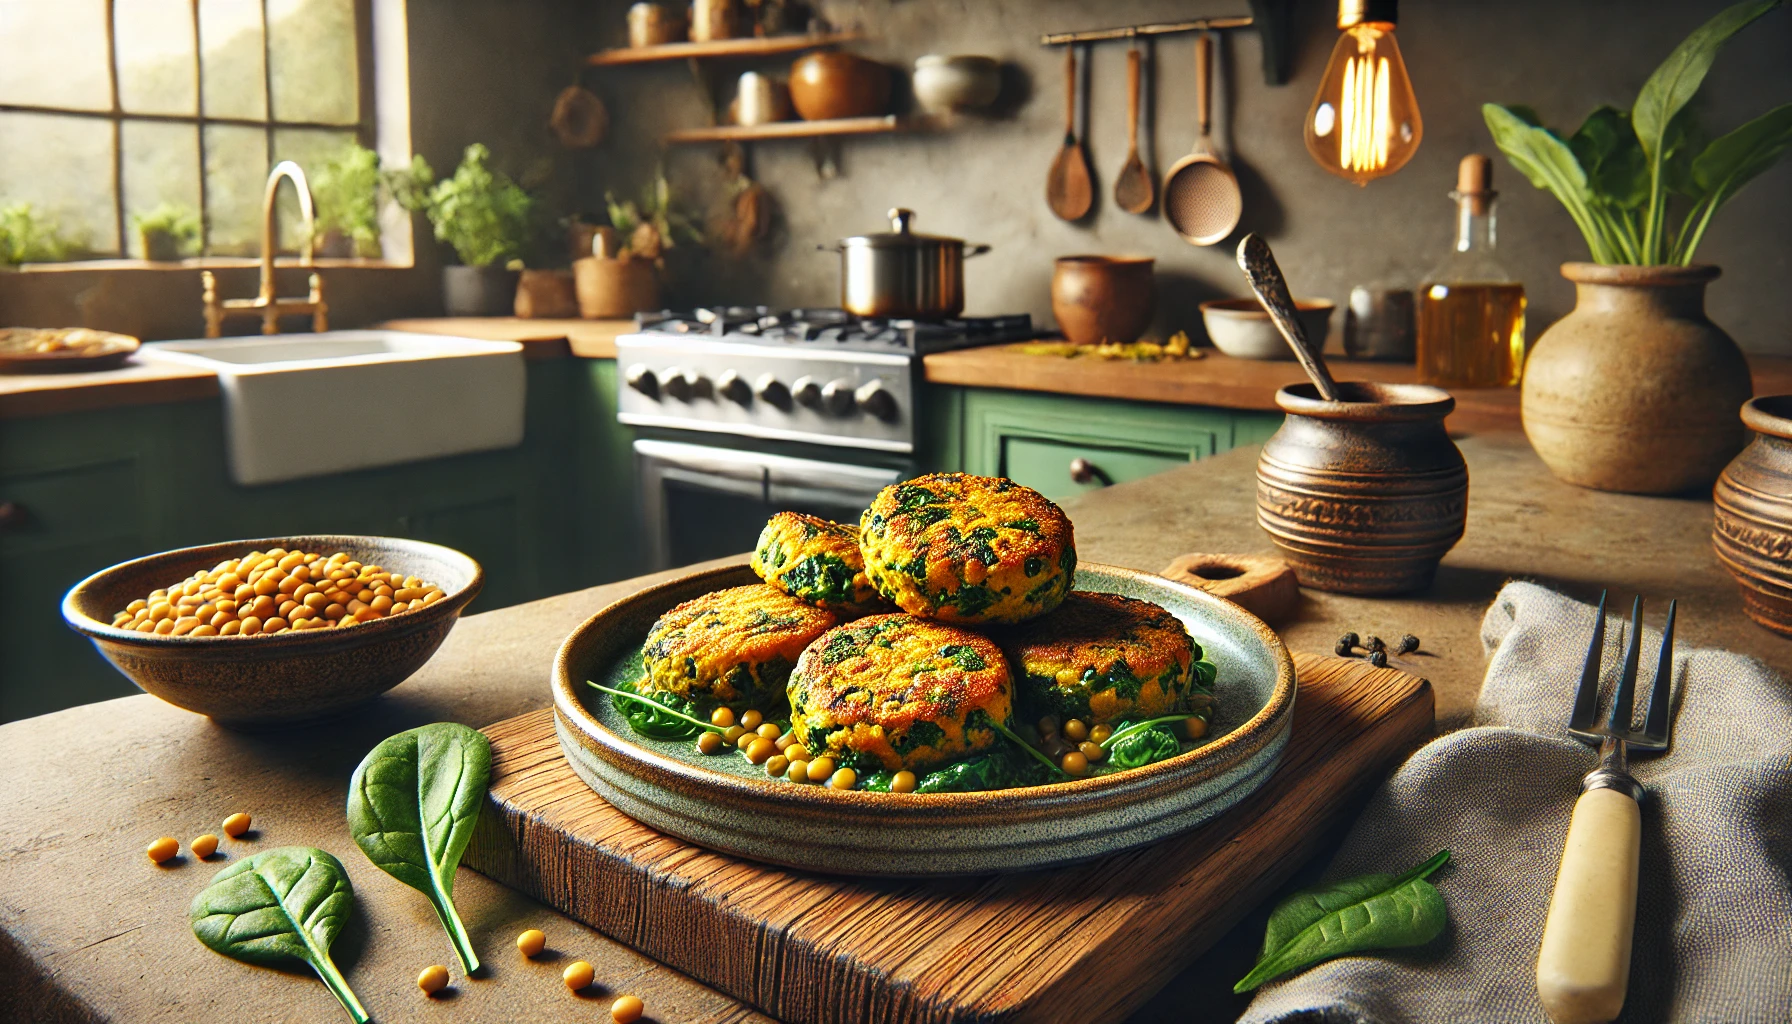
[3,0,1790,1022]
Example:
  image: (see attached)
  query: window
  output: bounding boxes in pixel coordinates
[0,0,375,261]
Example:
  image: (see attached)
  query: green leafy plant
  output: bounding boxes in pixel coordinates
[1234,850,1452,994]
[131,202,200,260]
[605,172,701,265]
[1483,0,1790,265]
[0,202,83,264]
[189,846,369,1023]
[590,678,711,741]
[862,747,1054,793]
[310,143,383,257]
[387,143,534,268]
[347,722,491,973]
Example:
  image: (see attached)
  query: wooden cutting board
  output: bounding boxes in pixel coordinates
[464,653,1433,1024]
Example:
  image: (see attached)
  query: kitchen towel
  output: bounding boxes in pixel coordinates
[1240,580,1792,1024]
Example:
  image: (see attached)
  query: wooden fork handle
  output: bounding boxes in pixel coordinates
[1536,786,1640,1023]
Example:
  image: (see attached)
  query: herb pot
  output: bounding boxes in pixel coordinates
[443,265,520,317]
[1713,395,1792,637]
[575,256,659,319]
[515,269,578,319]
[1523,263,1751,495]
[1051,255,1155,345]
[140,228,183,262]
[1257,381,1468,595]
[824,208,989,319]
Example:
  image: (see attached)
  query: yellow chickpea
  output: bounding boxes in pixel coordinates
[891,771,918,793]
[611,994,645,1023]
[736,731,758,752]
[190,834,220,859]
[740,709,764,730]
[722,725,747,743]
[1079,741,1105,763]
[1063,719,1090,742]
[745,737,777,764]
[828,768,857,790]
[805,756,836,782]
[783,744,811,762]
[222,812,252,837]
[1090,723,1114,744]
[756,722,782,741]
[146,836,179,863]
[563,960,595,991]
[709,707,736,728]
[696,731,725,755]
[1184,717,1208,740]
[516,928,547,958]
[765,754,790,777]
[1060,751,1090,776]
[417,964,450,996]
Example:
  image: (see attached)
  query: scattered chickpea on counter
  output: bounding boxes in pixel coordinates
[222,812,252,837]
[611,993,645,1023]
[147,836,179,863]
[564,960,595,991]
[190,833,220,859]
[110,548,446,637]
[417,964,450,996]
[517,928,547,958]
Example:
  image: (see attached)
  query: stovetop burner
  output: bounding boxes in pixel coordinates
[634,307,1034,354]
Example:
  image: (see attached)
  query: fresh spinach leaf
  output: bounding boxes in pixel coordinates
[347,722,491,974]
[190,846,369,1023]
[863,747,1053,793]
[1106,723,1181,769]
[591,678,707,740]
[1234,850,1452,993]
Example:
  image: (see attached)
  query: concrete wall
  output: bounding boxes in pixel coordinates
[599,0,1792,352]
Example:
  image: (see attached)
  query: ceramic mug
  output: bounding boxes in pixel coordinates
[735,71,789,126]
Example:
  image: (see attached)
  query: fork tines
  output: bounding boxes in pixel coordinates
[1567,591,1676,753]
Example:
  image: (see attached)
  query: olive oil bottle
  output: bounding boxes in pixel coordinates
[1417,155,1527,387]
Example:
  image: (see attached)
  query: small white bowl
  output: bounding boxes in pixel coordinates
[1200,298,1335,361]
[912,55,1002,113]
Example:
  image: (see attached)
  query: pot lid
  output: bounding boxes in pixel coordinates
[840,208,964,248]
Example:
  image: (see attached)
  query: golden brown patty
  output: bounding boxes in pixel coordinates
[859,473,1075,625]
[1001,591,1203,724]
[642,585,836,707]
[787,614,1013,772]
[750,512,886,616]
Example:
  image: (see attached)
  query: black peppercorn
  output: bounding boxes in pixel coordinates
[1364,635,1386,653]
[1334,638,1355,657]
[1397,633,1420,655]
[1339,631,1360,649]
[1368,649,1388,668]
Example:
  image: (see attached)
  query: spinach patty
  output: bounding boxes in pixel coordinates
[1000,591,1214,724]
[751,512,886,616]
[642,584,836,708]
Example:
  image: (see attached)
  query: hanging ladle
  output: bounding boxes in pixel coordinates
[1235,233,1340,401]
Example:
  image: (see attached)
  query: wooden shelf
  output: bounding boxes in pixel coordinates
[664,115,940,144]
[587,31,861,67]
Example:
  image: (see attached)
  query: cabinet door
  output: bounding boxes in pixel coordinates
[1002,437,1190,502]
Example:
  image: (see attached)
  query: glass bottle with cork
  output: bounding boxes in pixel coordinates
[1416,154,1527,387]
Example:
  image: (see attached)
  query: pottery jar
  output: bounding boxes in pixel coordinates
[1052,256,1156,345]
[688,0,737,42]
[1713,396,1792,637]
[789,51,891,121]
[575,256,659,319]
[1257,382,1468,595]
[1522,263,1751,495]
[627,2,683,47]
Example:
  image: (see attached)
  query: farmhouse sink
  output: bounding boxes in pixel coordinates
[141,330,526,485]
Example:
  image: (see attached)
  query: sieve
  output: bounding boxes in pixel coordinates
[1163,32,1242,246]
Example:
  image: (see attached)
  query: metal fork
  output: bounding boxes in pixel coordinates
[1537,592,1677,1024]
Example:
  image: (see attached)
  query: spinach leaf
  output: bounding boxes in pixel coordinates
[601,677,705,740]
[863,748,1052,793]
[347,722,491,974]
[1234,850,1452,993]
[190,846,369,1023]
[1106,723,1181,769]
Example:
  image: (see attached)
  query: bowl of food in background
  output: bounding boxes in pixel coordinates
[1199,298,1335,361]
[62,536,481,728]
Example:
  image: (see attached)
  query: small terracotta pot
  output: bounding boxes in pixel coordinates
[1257,381,1468,595]
[575,256,659,319]
[1713,396,1792,636]
[1522,263,1751,495]
[789,51,891,121]
[1051,255,1156,345]
[515,269,578,319]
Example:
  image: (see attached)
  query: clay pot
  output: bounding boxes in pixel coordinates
[1713,396,1792,636]
[1257,381,1468,595]
[443,265,520,317]
[1522,263,1751,495]
[789,51,891,121]
[515,269,578,319]
[1051,255,1155,345]
[574,256,659,319]
[627,2,683,47]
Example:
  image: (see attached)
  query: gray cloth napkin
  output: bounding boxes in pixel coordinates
[1239,581,1792,1024]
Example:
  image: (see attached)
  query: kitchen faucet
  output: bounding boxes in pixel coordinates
[200,160,329,337]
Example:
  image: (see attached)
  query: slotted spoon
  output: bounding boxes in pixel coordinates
[1163,32,1242,246]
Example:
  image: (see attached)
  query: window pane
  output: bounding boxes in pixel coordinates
[199,0,267,121]
[0,113,118,257]
[115,0,199,116]
[268,0,359,125]
[122,121,201,258]
[272,128,356,252]
[204,124,267,255]
[0,0,112,111]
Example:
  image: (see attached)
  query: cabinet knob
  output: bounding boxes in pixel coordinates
[717,370,751,405]
[854,379,897,420]
[820,379,856,416]
[791,375,823,408]
[0,501,25,531]
[754,372,791,409]
[624,363,658,397]
[1069,458,1111,486]
[662,366,697,400]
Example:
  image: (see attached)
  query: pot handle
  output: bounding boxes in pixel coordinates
[964,244,992,258]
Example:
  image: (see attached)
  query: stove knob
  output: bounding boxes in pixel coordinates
[821,379,856,416]
[754,373,791,409]
[717,370,752,405]
[624,363,658,397]
[662,366,696,401]
[792,375,823,408]
[854,379,898,420]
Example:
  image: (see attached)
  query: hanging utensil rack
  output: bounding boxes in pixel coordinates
[1040,0,1292,85]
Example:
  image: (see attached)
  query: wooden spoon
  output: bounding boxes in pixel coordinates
[1235,234,1340,402]
[1046,45,1093,221]
[1114,46,1153,214]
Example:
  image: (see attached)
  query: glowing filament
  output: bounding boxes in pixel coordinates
[1340,54,1391,173]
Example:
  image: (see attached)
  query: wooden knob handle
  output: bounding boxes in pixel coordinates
[1536,786,1641,1024]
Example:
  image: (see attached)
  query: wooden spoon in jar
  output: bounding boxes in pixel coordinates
[1236,233,1341,402]
[1114,45,1154,214]
[1046,45,1093,221]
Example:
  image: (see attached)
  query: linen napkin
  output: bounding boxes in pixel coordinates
[1239,580,1792,1024]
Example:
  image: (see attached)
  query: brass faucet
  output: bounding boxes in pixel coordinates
[201,160,330,337]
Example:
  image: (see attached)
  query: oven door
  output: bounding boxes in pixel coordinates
[635,438,905,571]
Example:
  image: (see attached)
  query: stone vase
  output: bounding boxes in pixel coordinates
[1713,396,1792,637]
[1522,263,1751,494]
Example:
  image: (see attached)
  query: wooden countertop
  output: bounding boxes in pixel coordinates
[0,356,219,420]
[4,433,1784,1022]
[378,317,633,359]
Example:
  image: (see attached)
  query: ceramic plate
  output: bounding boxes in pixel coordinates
[551,562,1296,876]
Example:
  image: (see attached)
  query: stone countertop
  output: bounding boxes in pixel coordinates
[2,434,1785,1023]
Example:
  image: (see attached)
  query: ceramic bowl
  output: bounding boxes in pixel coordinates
[1200,297,1335,360]
[551,562,1296,877]
[912,54,1002,113]
[62,535,482,728]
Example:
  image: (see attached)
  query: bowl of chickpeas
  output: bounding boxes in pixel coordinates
[62,536,481,727]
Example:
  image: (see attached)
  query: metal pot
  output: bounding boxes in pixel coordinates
[824,208,990,319]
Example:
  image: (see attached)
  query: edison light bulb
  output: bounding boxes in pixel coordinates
[1304,0,1422,185]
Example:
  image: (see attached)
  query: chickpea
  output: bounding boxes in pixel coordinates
[239,616,263,636]
[191,624,219,637]
[146,836,179,863]
[126,599,148,613]
[253,574,281,597]
[563,960,595,991]
[775,733,798,751]
[828,768,857,790]
[1063,719,1090,742]
[516,928,547,958]
[417,964,450,996]
[723,725,747,743]
[710,707,736,728]
[805,756,836,782]
[171,616,201,636]
[786,758,814,783]
[1090,723,1114,744]
[736,731,758,752]
[1184,717,1208,740]
[739,709,764,730]
[1060,751,1090,776]
[325,603,347,621]
[221,621,241,635]
[264,617,289,632]
[756,722,782,741]
[696,731,724,755]
[369,595,394,614]
[1078,741,1105,763]
[783,744,811,762]
[765,755,790,778]
[745,737,777,764]
[222,812,252,837]
[611,994,645,1023]
[891,770,918,793]
[154,619,175,634]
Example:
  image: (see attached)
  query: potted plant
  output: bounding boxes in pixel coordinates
[0,203,82,265]
[574,173,700,319]
[388,143,535,316]
[310,143,383,258]
[1484,0,1790,495]
[131,203,199,262]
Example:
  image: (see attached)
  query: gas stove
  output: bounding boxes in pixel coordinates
[616,308,1035,453]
